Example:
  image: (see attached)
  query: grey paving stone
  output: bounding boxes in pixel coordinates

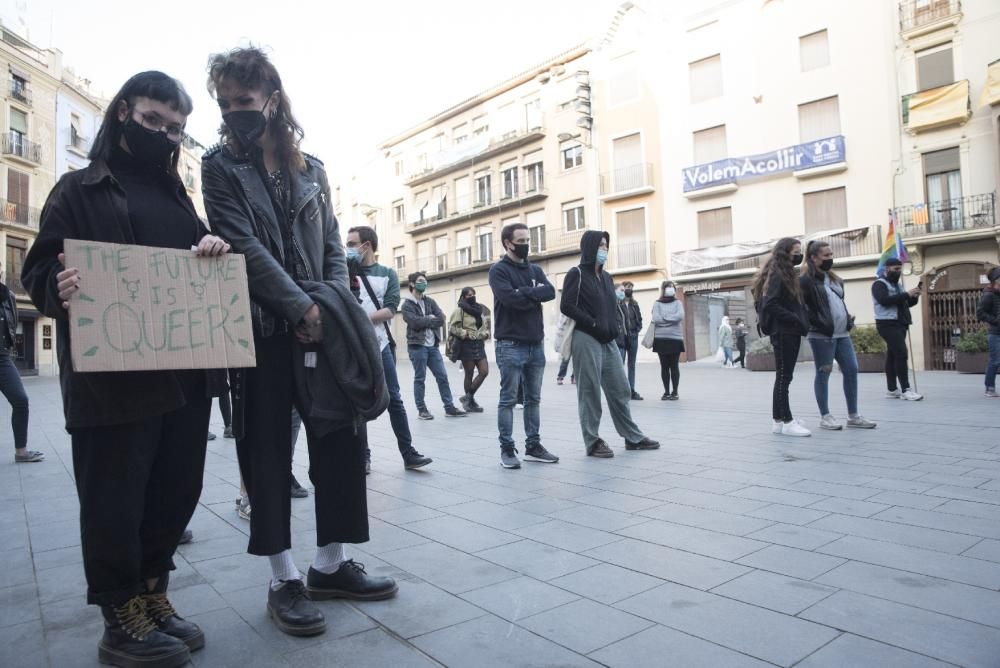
[411,614,603,667]
[872,506,1000,540]
[379,541,518,594]
[639,471,748,494]
[585,538,752,591]
[476,538,598,581]
[964,538,1000,562]
[864,477,937,493]
[191,551,274,594]
[915,472,990,488]
[808,513,980,554]
[787,480,882,501]
[548,504,649,531]
[934,498,1000,520]
[371,504,445,525]
[361,517,433,555]
[743,503,830,526]
[188,606,291,667]
[730,485,830,507]
[571,490,663,513]
[36,561,86,605]
[442,500,550,531]
[27,517,80,552]
[796,633,952,668]
[406,515,521,553]
[746,523,843,550]
[513,519,622,553]
[292,627,439,667]
[800,590,1000,667]
[864,490,948,510]
[651,488,771,515]
[638,502,774,535]
[0,582,40,628]
[815,560,1000,629]
[519,598,654,654]
[176,532,251,563]
[616,582,840,666]
[710,569,838,615]
[735,544,846,580]
[165,582,231,618]
[0,547,35,589]
[0,519,29,552]
[461,575,578,622]
[806,497,891,517]
[550,563,663,605]
[450,479,543,504]
[361,579,486,636]
[588,624,773,668]
[617,519,769,561]
[923,484,1000,506]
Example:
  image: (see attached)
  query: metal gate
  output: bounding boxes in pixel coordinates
[926,289,983,370]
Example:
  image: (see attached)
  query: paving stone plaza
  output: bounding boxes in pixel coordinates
[2,361,999,667]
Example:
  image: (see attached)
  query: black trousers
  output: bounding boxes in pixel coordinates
[877,322,911,391]
[734,338,746,368]
[216,392,232,428]
[657,352,680,394]
[237,333,369,556]
[71,372,210,607]
[771,334,801,422]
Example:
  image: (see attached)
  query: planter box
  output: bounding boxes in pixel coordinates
[747,352,776,372]
[956,351,989,374]
[856,353,885,373]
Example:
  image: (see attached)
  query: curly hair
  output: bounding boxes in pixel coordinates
[751,237,802,303]
[206,46,306,172]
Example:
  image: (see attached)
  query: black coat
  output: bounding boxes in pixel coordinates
[760,273,809,337]
[799,273,854,338]
[0,285,16,350]
[20,159,224,430]
[977,288,1000,336]
[560,230,619,344]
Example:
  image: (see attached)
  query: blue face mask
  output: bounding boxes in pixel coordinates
[615,290,625,301]
[346,248,361,262]
[596,249,608,265]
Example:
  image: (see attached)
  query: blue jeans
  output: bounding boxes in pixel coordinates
[408,344,454,411]
[618,345,627,363]
[382,345,413,452]
[0,350,27,449]
[987,334,1000,390]
[496,340,545,449]
[625,332,639,391]
[722,346,733,364]
[808,336,858,416]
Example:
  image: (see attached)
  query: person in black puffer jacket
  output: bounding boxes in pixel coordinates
[560,230,658,457]
[976,267,1000,397]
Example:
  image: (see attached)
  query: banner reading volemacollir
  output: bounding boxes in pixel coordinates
[64,239,256,372]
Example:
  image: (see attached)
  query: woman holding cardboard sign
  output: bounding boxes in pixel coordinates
[22,71,230,668]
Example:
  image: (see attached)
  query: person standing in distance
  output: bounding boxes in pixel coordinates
[872,257,923,401]
[976,267,1000,398]
[488,223,559,468]
[621,281,643,400]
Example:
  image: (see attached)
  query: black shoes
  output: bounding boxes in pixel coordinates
[290,475,309,498]
[445,406,467,417]
[460,395,484,413]
[223,426,235,439]
[142,574,205,652]
[417,408,434,420]
[588,439,615,458]
[98,597,190,668]
[206,432,216,441]
[178,529,193,545]
[524,444,559,463]
[306,561,398,601]
[267,579,326,637]
[631,392,644,400]
[403,451,433,470]
[625,437,660,450]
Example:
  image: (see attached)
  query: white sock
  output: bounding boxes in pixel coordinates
[312,542,346,575]
[268,550,301,589]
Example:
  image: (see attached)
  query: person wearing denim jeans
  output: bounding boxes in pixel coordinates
[800,240,876,430]
[621,281,643,399]
[976,268,1000,397]
[488,222,559,468]
[0,280,39,463]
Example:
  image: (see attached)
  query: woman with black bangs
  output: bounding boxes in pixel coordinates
[449,286,491,412]
[22,71,230,668]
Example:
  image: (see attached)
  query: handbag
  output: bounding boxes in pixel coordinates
[553,267,582,360]
[641,322,655,349]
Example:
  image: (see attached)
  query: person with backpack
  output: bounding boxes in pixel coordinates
[872,258,923,401]
[975,267,1000,397]
[449,286,491,413]
[800,240,877,430]
[751,237,811,437]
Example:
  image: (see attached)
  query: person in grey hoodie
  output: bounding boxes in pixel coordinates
[651,281,685,400]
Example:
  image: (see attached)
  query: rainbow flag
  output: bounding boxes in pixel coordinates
[876,210,909,277]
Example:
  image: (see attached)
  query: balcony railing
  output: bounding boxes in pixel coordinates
[407,177,548,231]
[899,0,961,33]
[609,241,655,269]
[600,163,654,196]
[902,80,971,131]
[1,132,42,164]
[894,192,996,238]
[69,126,90,154]
[9,78,31,106]
[0,198,40,228]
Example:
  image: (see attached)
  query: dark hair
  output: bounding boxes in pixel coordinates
[207,46,306,172]
[348,225,378,252]
[460,286,476,300]
[884,257,903,267]
[803,239,842,284]
[501,222,528,246]
[735,318,744,324]
[407,271,427,287]
[751,237,802,303]
[661,280,675,291]
[88,71,193,171]
[622,281,634,288]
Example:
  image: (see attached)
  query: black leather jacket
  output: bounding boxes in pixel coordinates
[800,273,854,338]
[201,144,348,339]
[977,288,1000,336]
[0,286,16,350]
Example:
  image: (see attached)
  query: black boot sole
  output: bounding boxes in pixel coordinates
[98,643,190,668]
[175,630,205,652]
[404,459,432,470]
[307,582,399,601]
[266,604,326,637]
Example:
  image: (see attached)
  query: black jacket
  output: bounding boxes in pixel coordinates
[615,302,628,348]
[872,279,919,326]
[488,255,555,343]
[760,273,809,337]
[799,273,854,338]
[623,299,642,335]
[560,230,619,344]
[977,287,1000,336]
[201,144,347,339]
[401,294,445,346]
[0,284,16,350]
[20,158,224,430]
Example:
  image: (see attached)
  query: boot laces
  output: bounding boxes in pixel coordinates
[143,592,177,622]
[115,597,158,640]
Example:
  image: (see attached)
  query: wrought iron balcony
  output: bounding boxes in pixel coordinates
[899,0,961,34]
[8,78,31,106]
[894,192,996,238]
[0,198,41,229]
[2,132,41,164]
[406,176,548,233]
[68,126,90,154]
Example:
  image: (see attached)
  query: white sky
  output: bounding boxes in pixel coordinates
[11,0,620,180]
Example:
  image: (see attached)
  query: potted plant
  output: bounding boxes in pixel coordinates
[956,327,989,374]
[746,337,776,372]
[849,325,887,373]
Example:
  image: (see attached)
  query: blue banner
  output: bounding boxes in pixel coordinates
[682,135,846,192]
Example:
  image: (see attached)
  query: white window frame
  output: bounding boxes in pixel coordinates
[561,144,583,170]
[562,200,586,232]
[501,165,519,200]
[523,162,543,193]
[477,225,494,262]
[475,172,492,206]
[611,203,650,267]
[392,200,405,224]
[393,246,405,271]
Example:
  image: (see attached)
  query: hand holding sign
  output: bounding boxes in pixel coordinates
[56,253,81,310]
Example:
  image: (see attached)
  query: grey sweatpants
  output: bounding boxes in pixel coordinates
[570,330,645,450]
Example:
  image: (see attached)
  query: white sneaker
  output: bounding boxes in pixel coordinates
[780,421,811,437]
[901,389,923,401]
[847,415,877,429]
[885,389,901,398]
[819,414,843,430]
[772,420,782,434]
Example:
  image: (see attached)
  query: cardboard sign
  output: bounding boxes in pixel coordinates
[64,239,256,372]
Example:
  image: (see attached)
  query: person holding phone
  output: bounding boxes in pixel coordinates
[872,258,923,400]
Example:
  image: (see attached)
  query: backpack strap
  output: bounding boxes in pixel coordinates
[359,272,395,349]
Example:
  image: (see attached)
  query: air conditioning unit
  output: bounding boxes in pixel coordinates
[576,117,593,130]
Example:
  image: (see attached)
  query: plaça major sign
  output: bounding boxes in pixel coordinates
[682,135,845,193]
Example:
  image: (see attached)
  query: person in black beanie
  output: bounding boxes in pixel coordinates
[872,257,923,401]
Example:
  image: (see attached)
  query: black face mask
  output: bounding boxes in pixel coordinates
[121,117,177,166]
[886,270,902,283]
[509,243,529,260]
[819,259,834,272]
[465,296,477,306]
[624,289,633,298]
[791,253,804,266]
[223,93,273,149]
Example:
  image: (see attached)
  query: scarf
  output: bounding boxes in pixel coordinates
[459,299,483,328]
[657,296,676,304]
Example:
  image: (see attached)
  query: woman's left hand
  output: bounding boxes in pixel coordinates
[196,235,231,257]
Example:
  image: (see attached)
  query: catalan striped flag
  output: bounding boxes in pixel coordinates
[912,203,929,226]
[876,210,909,277]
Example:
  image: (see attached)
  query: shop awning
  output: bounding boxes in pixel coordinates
[908,80,971,132]
[980,59,1000,108]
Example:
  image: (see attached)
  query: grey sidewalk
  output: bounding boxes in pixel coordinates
[2,360,1000,667]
